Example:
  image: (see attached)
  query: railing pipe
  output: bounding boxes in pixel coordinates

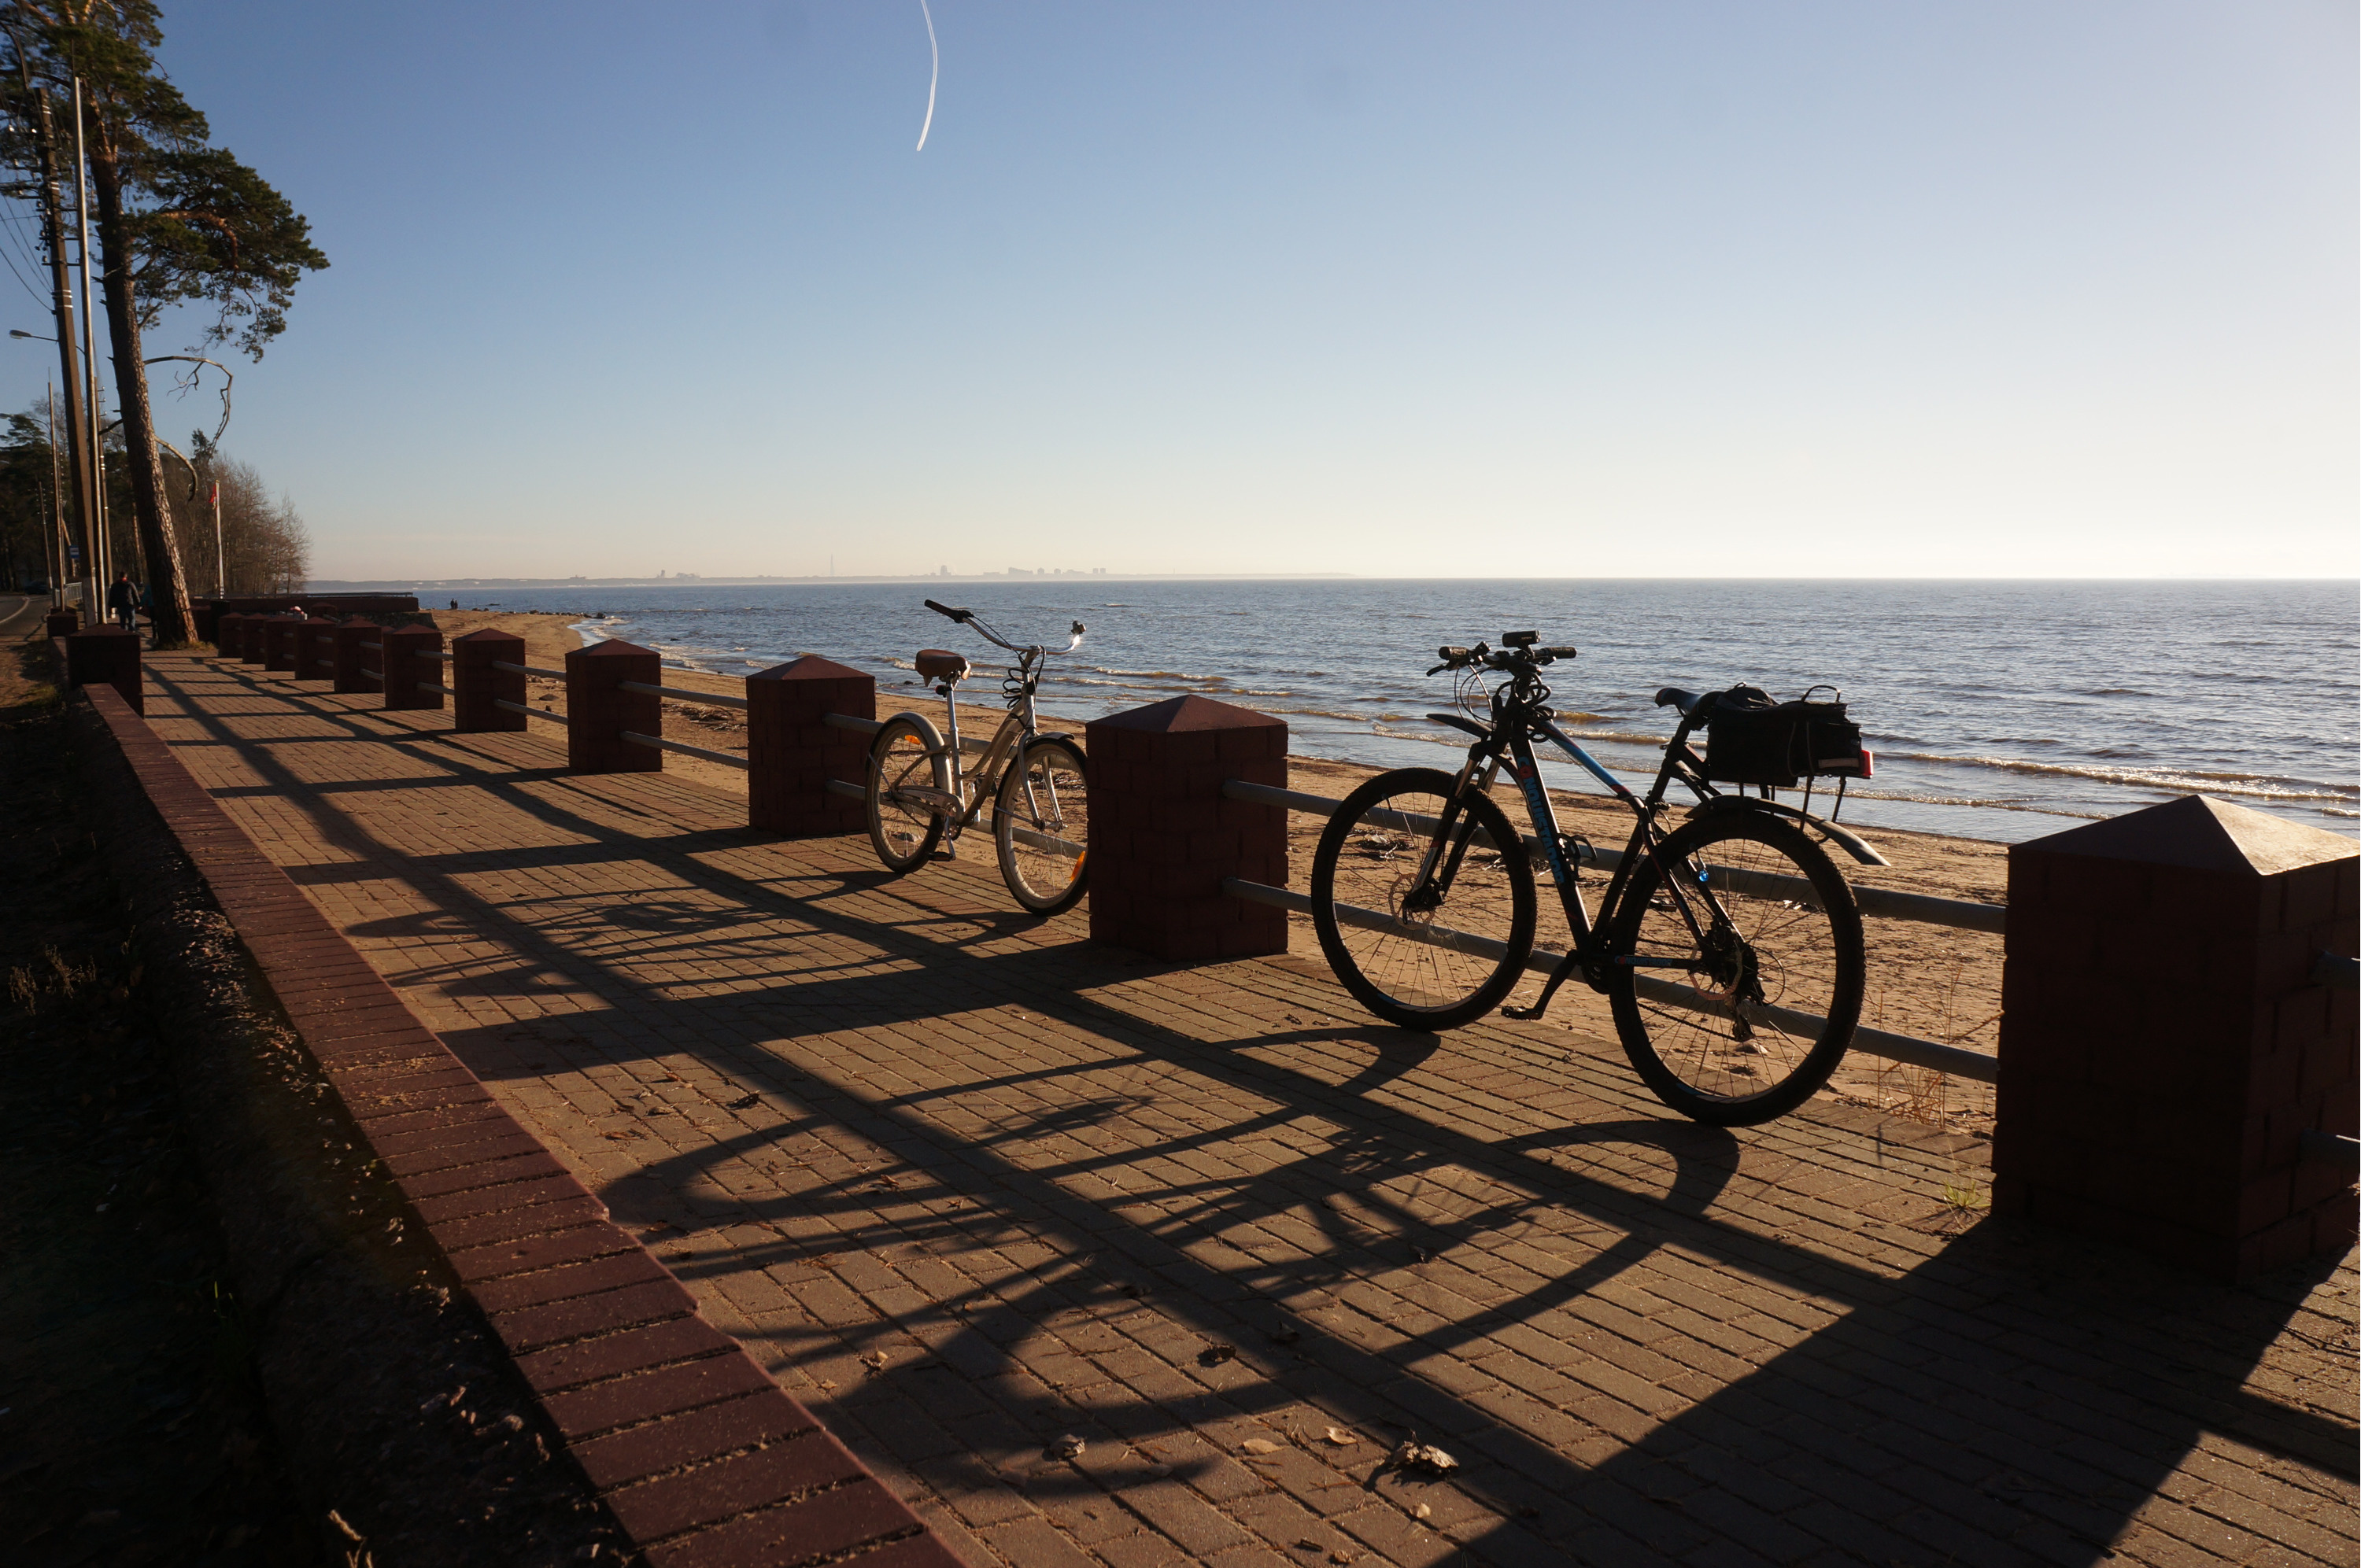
[622,730,749,769]
[1218,777,2006,935]
[2300,1130,2361,1172]
[494,699,567,725]
[619,681,750,711]
[1219,876,2000,1083]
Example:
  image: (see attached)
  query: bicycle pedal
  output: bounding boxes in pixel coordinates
[930,847,959,861]
[1501,1003,1546,1021]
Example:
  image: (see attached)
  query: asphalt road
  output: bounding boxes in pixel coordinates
[0,592,52,640]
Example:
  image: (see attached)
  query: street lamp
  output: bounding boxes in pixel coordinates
[8,328,55,342]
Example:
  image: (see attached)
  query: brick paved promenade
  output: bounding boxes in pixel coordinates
[141,652,2356,1567]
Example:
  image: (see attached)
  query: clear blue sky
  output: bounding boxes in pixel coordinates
[6,2,2353,580]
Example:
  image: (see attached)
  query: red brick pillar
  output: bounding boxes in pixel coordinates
[1084,694,1288,961]
[567,639,660,772]
[383,624,446,712]
[191,601,220,643]
[265,614,301,672]
[333,621,379,695]
[1995,795,2359,1281]
[64,626,143,715]
[291,616,336,682]
[452,628,527,733]
[745,655,874,836]
[212,611,244,657]
[46,605,80,638]
[241,613,275,666]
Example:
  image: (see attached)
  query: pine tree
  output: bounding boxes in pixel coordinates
[5,2,325,645]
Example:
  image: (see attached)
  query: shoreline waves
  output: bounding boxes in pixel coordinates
[416,577,2353,844]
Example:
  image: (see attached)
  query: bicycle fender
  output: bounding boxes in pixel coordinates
[1690,795,1890,867]
[1425,712,1491,740]
[873,708,948,758]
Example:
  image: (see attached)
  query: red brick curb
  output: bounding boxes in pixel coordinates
[77,680,965,1568]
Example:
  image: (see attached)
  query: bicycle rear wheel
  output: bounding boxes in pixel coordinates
[996,734,1089,914]
[1605,812,1864,1125]
[866,713,953,874]
[1310,768,1536,1030]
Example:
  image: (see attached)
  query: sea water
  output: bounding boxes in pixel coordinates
[414,579,2358,844]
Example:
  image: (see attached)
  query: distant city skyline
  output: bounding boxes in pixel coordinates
[6,2,2353,581]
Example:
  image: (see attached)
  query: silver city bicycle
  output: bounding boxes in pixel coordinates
[865,600,1092,914]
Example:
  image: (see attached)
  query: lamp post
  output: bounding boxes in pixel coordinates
[10,331,80,611]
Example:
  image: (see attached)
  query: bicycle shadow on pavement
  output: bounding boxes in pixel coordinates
[147,659,2358,1566]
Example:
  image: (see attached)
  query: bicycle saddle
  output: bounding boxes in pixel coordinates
[915,649,971,683]
[1653,687,1714,721]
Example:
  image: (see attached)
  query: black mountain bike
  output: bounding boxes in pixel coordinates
[1308,633,1883,1125]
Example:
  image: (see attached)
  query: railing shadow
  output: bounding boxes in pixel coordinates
[146,657,2358,1564]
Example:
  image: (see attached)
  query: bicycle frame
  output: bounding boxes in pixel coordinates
[1408,684,1746,1019]
[929,673,1041,838]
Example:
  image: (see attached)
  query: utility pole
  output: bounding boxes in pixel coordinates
[210,477,222,598]
[72,78,105,597]
[25,88,94,614]
[46,383,64,607]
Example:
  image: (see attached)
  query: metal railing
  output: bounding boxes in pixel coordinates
[818,779,1081,858]
[1221,780,2004,935]
[2301,1130,2361,1174]
[1217,777,2004,1083]
[418,681,455,697]
[818,716,1081,858]
[492,659,566,681]
[358,641,382,653]
[493,699,567,725]
[622,730,748,769]
[823,709,990,755]
[620,680,749,712]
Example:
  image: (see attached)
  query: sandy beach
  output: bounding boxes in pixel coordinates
[433,609,2006,1138]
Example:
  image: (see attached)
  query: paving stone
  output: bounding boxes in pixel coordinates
[128,654,2361,1568]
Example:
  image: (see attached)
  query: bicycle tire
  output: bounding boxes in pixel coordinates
[866,712,953,875]
[1605,811,1864,1125]
[1310,767,1536,1030]
[996,734,1089,915]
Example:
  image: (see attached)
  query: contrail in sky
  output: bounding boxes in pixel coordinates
[915,0,939,151]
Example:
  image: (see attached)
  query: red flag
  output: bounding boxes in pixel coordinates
[208,481,219,506]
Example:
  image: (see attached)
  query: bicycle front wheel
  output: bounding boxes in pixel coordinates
[1310,768,1536,1030]
[1605,812,1864,1125]
[996,734,1089,914]
[866,713,953,874]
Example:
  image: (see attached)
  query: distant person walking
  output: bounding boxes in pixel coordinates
[107,573,139,632]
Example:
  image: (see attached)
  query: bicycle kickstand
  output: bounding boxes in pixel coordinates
[1500,950,1586,1022]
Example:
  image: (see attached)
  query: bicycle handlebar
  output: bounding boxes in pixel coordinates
[921,600,1086,659]
[1427,639,1576,677]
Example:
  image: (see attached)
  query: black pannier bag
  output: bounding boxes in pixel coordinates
[1703,684,1869,788]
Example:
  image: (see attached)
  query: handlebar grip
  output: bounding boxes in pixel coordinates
[1543,646,1578,662]
[923,599,973,623]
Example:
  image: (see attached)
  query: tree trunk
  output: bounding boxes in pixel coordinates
[88,131,195,647]
[25,90,98,608]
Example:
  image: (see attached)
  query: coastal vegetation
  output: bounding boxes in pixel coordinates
[0,393,309,593]
[0,0,325,635]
